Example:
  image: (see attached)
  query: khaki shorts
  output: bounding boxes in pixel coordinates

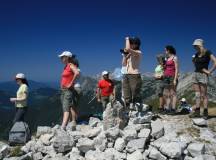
[156,80,165,97]
[61,89,78,112]
[192,72,208,85]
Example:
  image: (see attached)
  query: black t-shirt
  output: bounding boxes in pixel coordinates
[193,50,212,72]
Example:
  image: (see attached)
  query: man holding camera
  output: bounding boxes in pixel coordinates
[121,37,142,110]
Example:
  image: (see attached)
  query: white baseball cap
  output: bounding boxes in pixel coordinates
[74,83,81,88]
[58,51,73,58]
[102,71,109,76]
[181,98,186,102]
[193,39,204,46]
[15,73,26,79]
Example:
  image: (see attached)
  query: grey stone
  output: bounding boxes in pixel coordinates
[105,148,127,160]
[105,127,120,140]
[76,138,95,153]
[0,142,9,159]
[89,117,101,127]
[192,118,207,127]
[151,119,164,139]
[187,143,205,157]
[85,150,114,160]
[85,127,101,138]
[33,152,43,160]
[103,101,127,130]
[114,138,126,152]
[149,147,167,160]
[132,113,153,124]
[127,150,143,160]
[36,126,52,137]
[159,142,182,159]
[39,134,53,146]
[68,131,85,141]
[53,134,75,153]
[93,132,107,152]
[138,128,151,139]
[122,128,137,141]
[193,154,216,160]
[126,138,146,153]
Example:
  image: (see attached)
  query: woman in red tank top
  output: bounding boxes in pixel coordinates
[163,45,179,115]
[59,51,80,131]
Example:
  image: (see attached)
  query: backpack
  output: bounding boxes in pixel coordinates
[9,121,31,146]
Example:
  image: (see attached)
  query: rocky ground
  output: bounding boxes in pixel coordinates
[0,102,216,160]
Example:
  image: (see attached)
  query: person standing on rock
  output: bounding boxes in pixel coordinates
[163,45,179,115]
[190,39,216,119]
[97,71,116,111]
[59,51,80,131]
[122,37,142,110]
[154,54,166,113]
[10,73,29,124]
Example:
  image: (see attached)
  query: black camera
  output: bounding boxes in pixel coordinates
[120,49,129,55]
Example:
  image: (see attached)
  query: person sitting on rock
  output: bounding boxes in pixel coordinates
[97,71,116,111]
[178,98,192,114]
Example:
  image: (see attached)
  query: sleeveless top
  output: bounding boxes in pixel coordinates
[193,50,212,73]
[164,56,176,77]
[61,64,74,88]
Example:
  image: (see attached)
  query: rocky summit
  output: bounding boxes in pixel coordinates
[1,101,216,160]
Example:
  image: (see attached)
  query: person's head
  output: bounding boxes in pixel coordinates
[102,71,109,80]
[58,51,73,64]
[165,45,176,57]
[156,54,165,65]
[15,73,29,86]
[129,37,141,50]
[69,55,79,68]
[193,39,204,53]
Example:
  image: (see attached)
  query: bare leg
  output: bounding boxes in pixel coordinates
[170,87,177,110]
[163,88,170,110]
[70,107,77,122]
[159,97,164,109]
[193,83,201,109]
[200,84,208,109]
[61,112,70,129]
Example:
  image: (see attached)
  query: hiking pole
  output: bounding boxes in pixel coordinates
[88,96,96,104]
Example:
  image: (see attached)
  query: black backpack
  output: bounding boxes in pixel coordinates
[9,121,31,146]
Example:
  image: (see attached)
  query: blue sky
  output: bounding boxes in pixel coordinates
[0,0,216,82]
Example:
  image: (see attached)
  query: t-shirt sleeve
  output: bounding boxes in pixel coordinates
[22,85,28,94]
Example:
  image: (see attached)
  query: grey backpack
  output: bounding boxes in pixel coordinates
[9,121,31,145]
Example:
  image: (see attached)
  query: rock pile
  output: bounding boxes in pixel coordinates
[1,101,216,160]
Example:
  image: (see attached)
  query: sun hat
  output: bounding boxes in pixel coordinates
[181,98,186,102]
[102,71,109,76]
[58,51,73,58]
[15,73,26,79]
[193,39,204,46]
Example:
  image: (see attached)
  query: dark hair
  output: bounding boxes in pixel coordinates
[165,45,176,55]
[129,37,141,50]
[69,55,79,68]
[17,78,29,86]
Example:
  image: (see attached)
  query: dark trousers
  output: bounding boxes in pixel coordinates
[122,74,142,106]
[13,107,27,124]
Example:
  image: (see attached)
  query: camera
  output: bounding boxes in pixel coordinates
[120,49,129,55]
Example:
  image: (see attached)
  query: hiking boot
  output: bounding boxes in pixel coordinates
[203,108,208,120]
[189,108,200,118]
[71,121,76,131]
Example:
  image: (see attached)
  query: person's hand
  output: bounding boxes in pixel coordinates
[97,98,101,103]
[10,98,17,102]
[205,70,211,76]
[125,37,129,40]
[173,79,177,86]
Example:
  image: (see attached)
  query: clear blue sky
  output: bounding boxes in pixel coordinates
[0,0,216,82]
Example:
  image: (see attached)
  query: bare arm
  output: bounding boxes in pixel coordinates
[67,63,80,88]
[97,87,101,100]
[209,54,216,73]
[174,57,179,84]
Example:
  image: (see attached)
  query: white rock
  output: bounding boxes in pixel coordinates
[151,119,164,139]
[126,138,146,153]
[85,150,114,160]
[105,127,120,140]
[149,147,167,160]
[138,128,151,139]
[122,128,137,141]
[105,148,127,160]
[89,117,101,127]
[193,154,216,160]
[39,134,54,146]
[159,142,182,158]
[53,134,75,153]
[187,143,205,157]
[36,126,52,137]
[33,152,43,160]
[0,142,9,159]
[114,138,126,152]
[127,150,143,160]
[85,127,101,138]
[192,118,207,127]
[76,138,95,153]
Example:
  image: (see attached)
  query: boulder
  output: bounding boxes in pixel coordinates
[151,119,164,139]
[39,133,54,146]
[105,148,127,160]
[89,117,101,127]
[122,127,137,141]
[33,152,43,160]
[159,142,183,159]
[192,118,207,127]
[126,138,146,153]
[36,126,52,138]
[76,138,95,153]
[127,150,143,160]
[0,142,10,159]
[85,150,114,160]
[149,147,167,160]
[114,138,126,152]
[187,143,205,157]
[138,128,151,139]
[85,127,101,138]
